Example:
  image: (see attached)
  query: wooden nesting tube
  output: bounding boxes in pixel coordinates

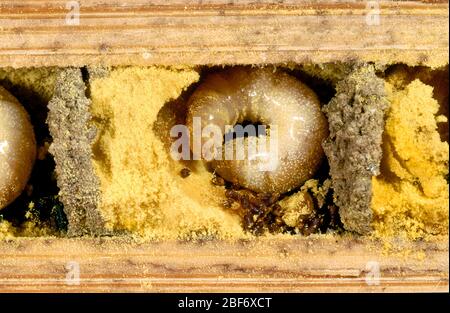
[0,237,448,292]
[0,0,448,293]
[0,0,448,68]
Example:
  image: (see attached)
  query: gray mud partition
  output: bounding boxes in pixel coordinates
[47,68,105,236]
[322,64,388,235]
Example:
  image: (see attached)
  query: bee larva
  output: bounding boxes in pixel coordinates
[186,67,328,194]
[0,86,36,210]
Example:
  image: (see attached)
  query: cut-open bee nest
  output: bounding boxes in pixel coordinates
[0,62,448,243]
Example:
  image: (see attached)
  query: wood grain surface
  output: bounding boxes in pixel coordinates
[0,0,448,67]
[0,237,448,292]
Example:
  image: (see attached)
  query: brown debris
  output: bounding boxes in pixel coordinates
[222,182,334,236]
[180,168,191,178]
[211,174,225,186]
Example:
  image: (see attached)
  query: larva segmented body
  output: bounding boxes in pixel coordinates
[186,67,328,194]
